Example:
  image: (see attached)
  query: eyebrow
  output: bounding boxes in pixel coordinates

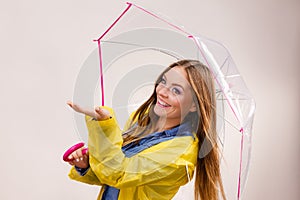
[162,75,185,91]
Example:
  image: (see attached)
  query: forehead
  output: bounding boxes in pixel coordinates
[164,66,190,88]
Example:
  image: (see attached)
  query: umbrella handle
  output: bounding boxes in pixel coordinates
[63,142,88,162]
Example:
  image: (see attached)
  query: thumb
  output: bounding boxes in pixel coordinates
[95,107,111,119]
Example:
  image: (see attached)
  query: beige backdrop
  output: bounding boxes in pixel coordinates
[0,0,299,199]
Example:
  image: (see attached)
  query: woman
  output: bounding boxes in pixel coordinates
[66,60,226,200]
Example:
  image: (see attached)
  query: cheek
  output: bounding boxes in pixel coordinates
[170,96,183,108]
[156,85,162,95]
[176,95,193,110]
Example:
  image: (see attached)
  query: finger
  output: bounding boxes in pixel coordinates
[68,154,74,161]
[71,103,96,117]
[76,147,83,158]
[67,101,84,114]
[71,103,82,113]
[67,101,73,107]
[95,107,106,115]
[67,101,80,113]
[67,101,81,112]
[71,151,80,162]
[74,148,86,162]
[95,107,111,120]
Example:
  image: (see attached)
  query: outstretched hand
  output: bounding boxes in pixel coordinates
[67,101,111,121]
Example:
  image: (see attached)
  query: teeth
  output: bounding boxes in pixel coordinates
[158,100,169,107]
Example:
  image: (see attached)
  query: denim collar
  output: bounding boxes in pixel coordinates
[122,121,194,158]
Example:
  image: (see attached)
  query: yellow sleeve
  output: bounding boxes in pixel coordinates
[68,107,129,186]
[87,106,198,189]
[68,166,102,186]
[69,107,122,185]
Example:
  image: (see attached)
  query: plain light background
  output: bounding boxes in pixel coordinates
[0,0,299,199]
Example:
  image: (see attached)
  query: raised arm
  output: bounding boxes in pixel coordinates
[86,106,198,189]
[66,101,112,186]
[67,101,111,120]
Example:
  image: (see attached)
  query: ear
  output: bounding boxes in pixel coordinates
[189,102,197,112]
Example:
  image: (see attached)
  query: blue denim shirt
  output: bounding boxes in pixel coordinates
[77,121,193,200]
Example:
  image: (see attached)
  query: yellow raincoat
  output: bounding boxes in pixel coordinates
[69,106,198,200]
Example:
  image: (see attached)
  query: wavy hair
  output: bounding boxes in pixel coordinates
[123,59,226,200]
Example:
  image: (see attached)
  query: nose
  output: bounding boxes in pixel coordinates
[157,85,169,98]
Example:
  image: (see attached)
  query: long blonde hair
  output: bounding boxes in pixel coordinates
[123,59,226,200]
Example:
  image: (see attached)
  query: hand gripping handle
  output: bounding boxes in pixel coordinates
[63,142,88,162]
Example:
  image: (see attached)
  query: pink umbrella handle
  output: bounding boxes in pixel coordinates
[63,142,88,162]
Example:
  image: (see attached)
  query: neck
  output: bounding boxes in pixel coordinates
[155,117,181,132]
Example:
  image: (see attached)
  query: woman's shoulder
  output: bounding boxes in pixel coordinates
[138,136,198,166]
[141,134,197,155]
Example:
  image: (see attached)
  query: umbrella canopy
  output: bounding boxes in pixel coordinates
[72,2,255,199]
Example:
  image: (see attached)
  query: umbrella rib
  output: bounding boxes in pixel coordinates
[216,112,241,133]
[101,40,182,59]
[220,55,230,70]
[101,40,144,47]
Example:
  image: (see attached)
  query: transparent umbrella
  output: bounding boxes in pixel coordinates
[70,2,255,199]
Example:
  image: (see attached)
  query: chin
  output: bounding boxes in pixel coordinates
[153,104,167,117]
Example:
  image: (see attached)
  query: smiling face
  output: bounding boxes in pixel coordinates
[153,66,196,128]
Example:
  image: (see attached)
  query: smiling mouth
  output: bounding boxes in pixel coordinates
[157,99,171,108]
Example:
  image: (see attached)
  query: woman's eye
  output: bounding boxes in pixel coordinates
[160,78,166,84]
[172,87,181,95]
